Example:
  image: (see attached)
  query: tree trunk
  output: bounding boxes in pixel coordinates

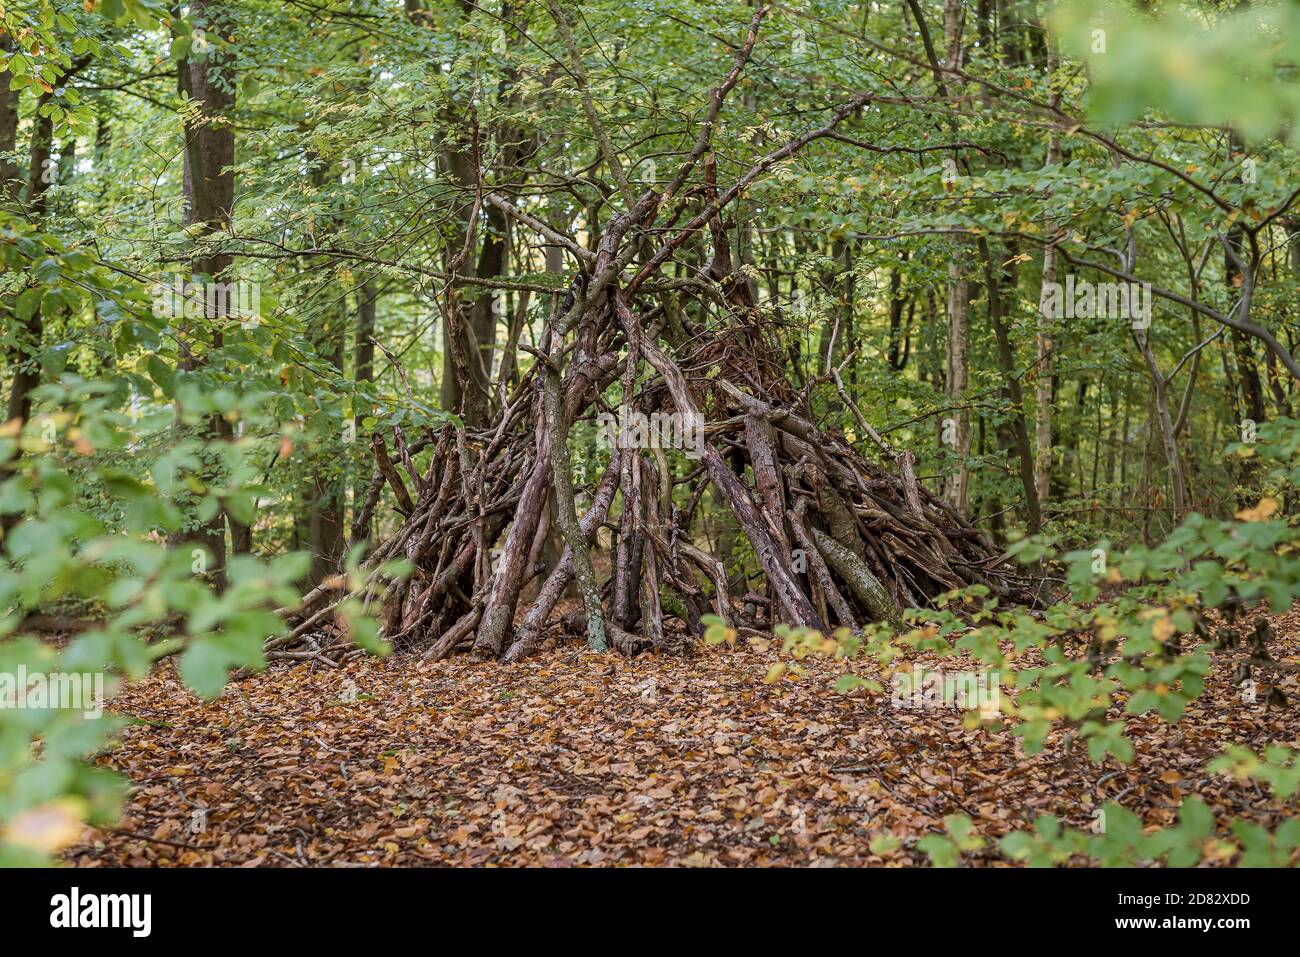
[4,108,54,433]
[171,0,237,589]
[0,34,20,203]
[943,0,966,70]
[1,98,62,538]
[979,237,1042,534]
[1034,133,1060,506]
[1137,336,1189,514]
[943,260,972,513]
[350,277,378,544]
[1225,226,1266,423]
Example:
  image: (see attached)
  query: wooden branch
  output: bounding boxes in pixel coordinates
[811,526,902,626]
[485,192,595,266]
[790,504,857,630]
[616,294,823,630]
[371,432,415,516]
[504,452,623,662]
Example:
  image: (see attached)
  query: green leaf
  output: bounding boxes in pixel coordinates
[178,638,231,699]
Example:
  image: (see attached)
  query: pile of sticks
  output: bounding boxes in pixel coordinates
[270,12,1042,660]
[275,256,1036,664]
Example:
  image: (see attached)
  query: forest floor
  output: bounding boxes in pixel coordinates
[65,608,1300,867]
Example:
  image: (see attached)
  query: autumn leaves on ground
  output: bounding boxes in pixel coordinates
[65,609,1300,867]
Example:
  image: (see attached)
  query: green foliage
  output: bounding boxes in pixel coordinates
[0,210,395,864]
[1053,0,1300,143]
[1210,745,1300,801]
[994,798,1222,868]
[918,814,985,868]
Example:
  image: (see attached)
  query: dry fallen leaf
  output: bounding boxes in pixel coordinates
[58,606,1300,868]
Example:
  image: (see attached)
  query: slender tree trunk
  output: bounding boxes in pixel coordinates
[1035,236,1057,507]
[943,0,966,69]
[943,260,972,512]
[1118,376,1132,500]
[411,0,488,429]
[979,237,1042,534]
[939,1,973,515]
[1101,386,1116,499]
[0,73,55,542]
[817,237,852,376]
[0,34,20,204]
[438,143,484,425]
[0,95,48,537]
[171,0,237,588]
[886,259,908,370]
[1034,37,1060,509]
[350,278,378,544]
[308,300,347,584]
[5,107,53,432]
[472,202,507,396]
[1135,329,1188,513]
[0,35,22,532]
[295,156,347,583]
[1226,227,1266,423]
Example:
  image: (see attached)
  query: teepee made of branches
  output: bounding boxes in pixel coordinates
[273,10,1038,664]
